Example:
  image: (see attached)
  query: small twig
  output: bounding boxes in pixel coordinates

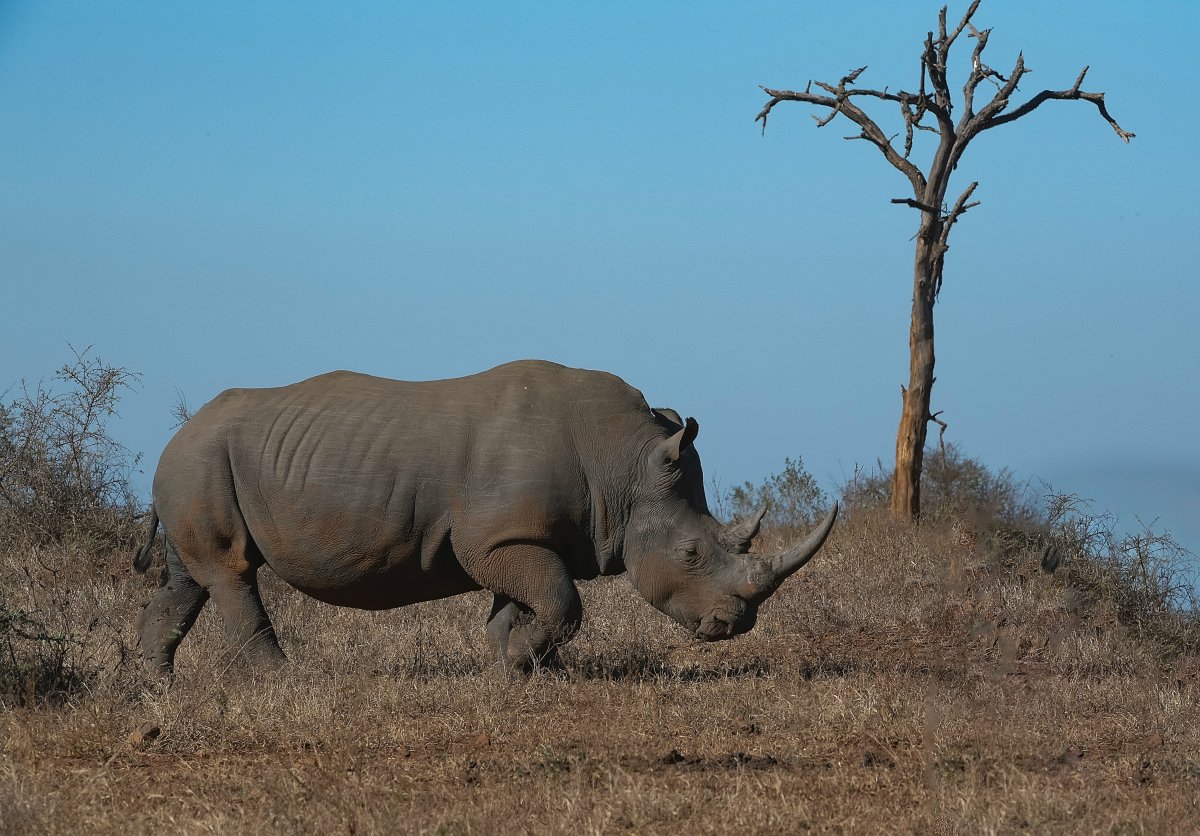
[929,410,949,459]
[891,197,940,213]
[814,104,843,128]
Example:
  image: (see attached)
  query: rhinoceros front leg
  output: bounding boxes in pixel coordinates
[472,545,581,674]
[486,595,570,673]
[485,595,522,663]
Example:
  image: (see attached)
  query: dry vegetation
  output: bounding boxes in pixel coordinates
[3,357,1198,834]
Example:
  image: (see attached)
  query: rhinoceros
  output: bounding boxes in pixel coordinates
[132,360,837,673]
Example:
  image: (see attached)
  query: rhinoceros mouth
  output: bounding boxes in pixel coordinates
[694,607,755,641]
[695,617,730,641]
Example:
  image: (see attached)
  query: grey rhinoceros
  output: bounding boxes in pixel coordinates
[132,360,837,673]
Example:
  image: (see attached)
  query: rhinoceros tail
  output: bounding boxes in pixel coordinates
[132,505,160,573]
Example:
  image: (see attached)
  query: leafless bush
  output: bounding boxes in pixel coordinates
[0,349,144,703]
[0,592,83,706]
[837,459,892,515]
[0,346,142,551]
[0,534,135,706]
[1046,491,1199,654]
[170,388,195,430]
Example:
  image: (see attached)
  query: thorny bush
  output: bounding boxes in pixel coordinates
[0,346,142,550]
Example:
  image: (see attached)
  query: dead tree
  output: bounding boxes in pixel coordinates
[756,1,1133,522]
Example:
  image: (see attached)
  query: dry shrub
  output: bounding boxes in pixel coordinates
[0,346,141,551]
[1,348,142,706]
[0,602,77,706]
[724,456,829,538]
[1045,492,1199,658]
[0,538,136,707]
[838,442,1040,527]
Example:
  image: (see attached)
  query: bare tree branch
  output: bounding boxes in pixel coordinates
[891,197,940,213]
[965,50,1031,134]
[758,74,928,194]
[925,1,983,117]
[959,24,1001,129]
[946,1,983,49]
[922,32,954,122]
[979,65,1135,141]
[812,106,842,128]
[937,181,980,251]
[756,87,837,133]
[930,409,949,457]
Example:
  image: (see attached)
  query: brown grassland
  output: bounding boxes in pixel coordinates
[3,501,1199,835]
[2,356,1198,833]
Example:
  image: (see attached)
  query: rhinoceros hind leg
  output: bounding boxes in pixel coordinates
[136,543,210,674]
[207,570,286,669]
[474,547,581,674]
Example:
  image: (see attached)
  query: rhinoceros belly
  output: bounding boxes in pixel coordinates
[242,477,480,610]
[277,553,481,610]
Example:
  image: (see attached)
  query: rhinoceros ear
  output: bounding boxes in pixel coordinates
[653,416,699,465]
[652,407,684,430]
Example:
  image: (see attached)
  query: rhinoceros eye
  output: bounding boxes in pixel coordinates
[676,540,704,566]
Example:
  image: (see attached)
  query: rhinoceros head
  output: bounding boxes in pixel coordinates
[624,414,838,641]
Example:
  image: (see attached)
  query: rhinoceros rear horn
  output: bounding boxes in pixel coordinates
[752,502,839,599]
[719,505,767,554]
[653,417,699,465]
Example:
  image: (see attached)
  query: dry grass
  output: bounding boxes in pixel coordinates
[3,509,1199,835]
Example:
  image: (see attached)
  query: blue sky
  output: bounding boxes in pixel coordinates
[2,2,1197,558]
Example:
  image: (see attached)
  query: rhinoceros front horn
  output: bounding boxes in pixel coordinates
[749,502,839,601]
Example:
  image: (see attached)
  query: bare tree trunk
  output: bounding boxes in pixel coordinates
[891,216,938,519]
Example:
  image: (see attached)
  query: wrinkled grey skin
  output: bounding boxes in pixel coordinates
[133,360,837,674]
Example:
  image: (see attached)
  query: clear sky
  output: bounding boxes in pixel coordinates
[2,2,1197,560]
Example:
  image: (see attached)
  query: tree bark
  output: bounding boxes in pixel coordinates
[891,215,939,520]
